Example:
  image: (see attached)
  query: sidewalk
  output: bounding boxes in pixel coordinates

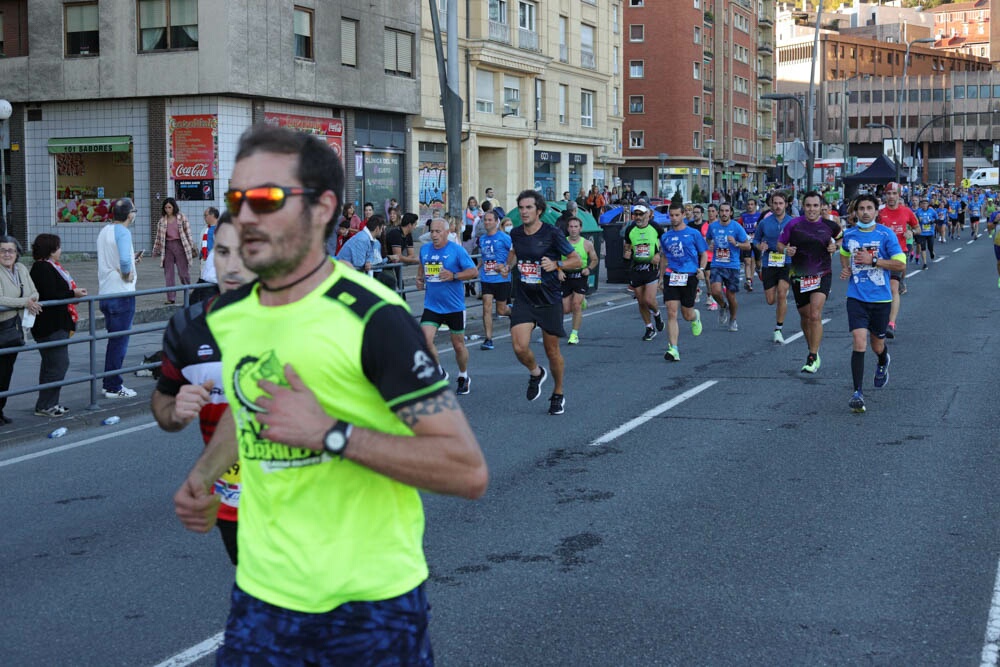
[3,250,620,448]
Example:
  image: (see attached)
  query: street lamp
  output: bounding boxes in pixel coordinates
[704,139,715,200]
[762,93,812,191]
[0,99,10,237]
[897,37,936,185]
[657,152,669,198]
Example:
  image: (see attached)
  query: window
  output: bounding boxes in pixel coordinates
[968,85,978,99]
[476,70,495,113]
[66,2,99,56]
[629,24,644,42]
[630,130,644,148]
[341,18,358,67]
[559,16,568,62]
[138,0,198,52]
[693,96,700,115]
[693,62,701,80]
[612,4,619,33]
[519,1,536,31]
[630,0,644,6]
[982,85,991,98]
[503,75,521,116]
[536,79,544,120]
[384,29,413,76]
[693,131,700,149]
[612,86,619,115]
[581,90,594,127]
[294,7,313,60]
[580,24,595,69]
[694,0,700,7]
[613,46,619,75]
[559,84,568,124]
[694,26,700,44]
[489,0,508,23]
[629,95,644,114]
[629,60,644,78]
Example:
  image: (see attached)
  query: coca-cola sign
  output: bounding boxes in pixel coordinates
[170,114,218,180]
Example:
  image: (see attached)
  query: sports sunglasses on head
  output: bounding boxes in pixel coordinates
[224,186,317,215]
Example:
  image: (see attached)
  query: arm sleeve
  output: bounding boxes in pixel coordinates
[360,304,448,410]
[114,225,134,275]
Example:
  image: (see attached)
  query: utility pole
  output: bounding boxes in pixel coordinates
[805,4,822,193]
[429,0,463,219]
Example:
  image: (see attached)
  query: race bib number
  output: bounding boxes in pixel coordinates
[715,247,731,263]
[668,272,689,287]
[519,261,542,284]
[799,275,820,292]
[424,262,443,282]
[767,251,786,268]
[634,243,651,260]
[484,260,499,276]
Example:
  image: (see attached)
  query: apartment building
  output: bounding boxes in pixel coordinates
[930,0,990,60]
[0,0,419,252]
[622,0,776,200]
[414,0,622,218]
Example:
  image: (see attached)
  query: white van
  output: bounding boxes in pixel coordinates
[967,167,998,187]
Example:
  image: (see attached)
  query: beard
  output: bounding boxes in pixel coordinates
[240,208,314,281]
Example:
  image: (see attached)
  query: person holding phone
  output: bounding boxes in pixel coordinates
[96,198,140,398]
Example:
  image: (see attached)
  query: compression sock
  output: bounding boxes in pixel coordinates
[852,351,865,392]
[876,349,889,367]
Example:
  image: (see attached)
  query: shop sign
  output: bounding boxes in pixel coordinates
[533,150,561,163]
[569,153,588,165]
[264,112,344,159]
[169,115,218,180]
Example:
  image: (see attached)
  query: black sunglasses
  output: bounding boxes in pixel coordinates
[225,186,317,215]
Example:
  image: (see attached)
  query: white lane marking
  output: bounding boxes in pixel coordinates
[969,240,976,245]
[435,300,636,355]
[905,269,922,278]
[934,255,946,263]
[982,559,1000,667]
[588,380,717,447]
[0,422,158,469]
[954,247,964,253]
[152,631,224,667]
[780,318,831,345]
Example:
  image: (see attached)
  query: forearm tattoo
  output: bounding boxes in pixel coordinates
[394,391,460,428]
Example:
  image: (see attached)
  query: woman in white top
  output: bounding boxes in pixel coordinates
[0,236,41,423]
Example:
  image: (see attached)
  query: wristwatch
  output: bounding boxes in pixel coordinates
[323,421,353,456]
[871,255,878,267]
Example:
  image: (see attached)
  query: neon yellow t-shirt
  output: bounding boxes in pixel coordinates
[208,261,448,613]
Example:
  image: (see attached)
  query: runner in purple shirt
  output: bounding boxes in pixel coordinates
[777,191,842,374]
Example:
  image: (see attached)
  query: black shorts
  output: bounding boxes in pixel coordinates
[740,247,762,262]
[561,275,588,297]
[510,300,566,337]
[629,264,659,288]
[761,265,790,291]
[662,273,699,308]
[420,309,466,333]
[916,235,934,251]
[790,273,832,309]
[846,297,891,338]
[481,281,512,301]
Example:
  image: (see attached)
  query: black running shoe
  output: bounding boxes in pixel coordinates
[526,367,547,401]
[548,393,565,415]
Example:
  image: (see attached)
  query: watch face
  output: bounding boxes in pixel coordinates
[324,430,345,453]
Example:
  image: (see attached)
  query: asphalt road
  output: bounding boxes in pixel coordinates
[2,235,999,666]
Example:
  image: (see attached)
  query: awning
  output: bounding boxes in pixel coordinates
[47,136,132,154]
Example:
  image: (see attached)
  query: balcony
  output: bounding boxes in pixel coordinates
[757,126,772,138]
[757,72,773,83]
[518,28,539,51]
[759,99,773,112]
[704,116,714,126]
[758,14,774,28]
[758,40,774,54]
[704,49,714,61]
[703,80,714,92]
[581,50,596,69]
[489,20,511,44]
[704,10,714,24]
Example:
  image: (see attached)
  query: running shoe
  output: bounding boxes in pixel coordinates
[728,320,739,332]
[690,310,703,336]
[873,352,890,389]
[654,313,665,332]
[104,386,138,398]
[642,327,657,341]
[568,332,580,345]
[849,390,866,413]
[581,297,588,310]
[663,345,680,362]
[456,376,471,395]
[885,322,896,339]
[34,405,69,417]
[745,279,753,292]
[548,393,565,415]
[718,305,730,327]
[707,301,719,311]
[801,354,821,374]
[480,338,495,350]
[438,365,449,382]
[772,329,784,344]
[526,366,547,401]
[997,277,1000,289]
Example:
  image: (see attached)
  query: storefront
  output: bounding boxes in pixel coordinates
[533,150,560,202]
[354,111,407,210]
[50,136,134,223]
[568,152,587,201]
